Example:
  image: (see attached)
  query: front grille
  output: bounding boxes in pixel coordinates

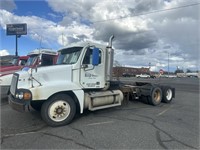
[10,73,18,96]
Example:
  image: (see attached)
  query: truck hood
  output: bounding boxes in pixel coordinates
[17,65,72,89]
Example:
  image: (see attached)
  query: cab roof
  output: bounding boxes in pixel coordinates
[58,42,107,52]
[28,49,57,56]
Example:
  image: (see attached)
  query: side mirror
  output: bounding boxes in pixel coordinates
[38,54,42,66]
[92,48,100,66]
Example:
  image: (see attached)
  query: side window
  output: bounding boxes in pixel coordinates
[83,47,102,64]
[20,59,27,65]
[98,50,102,64]
[83,48,93,64]
[41,54,54,66]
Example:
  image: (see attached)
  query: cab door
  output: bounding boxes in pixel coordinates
[80,46,105,89]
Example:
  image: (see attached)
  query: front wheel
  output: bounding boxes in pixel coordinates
[41,94,76,127]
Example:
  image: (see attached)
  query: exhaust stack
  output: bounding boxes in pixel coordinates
[105,35,115,87]
[108,35,114,48]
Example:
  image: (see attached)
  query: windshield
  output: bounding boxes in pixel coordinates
[0,56,18,66]
[11,58,18,65]
[26,54,38,66]
[57,47,83,65]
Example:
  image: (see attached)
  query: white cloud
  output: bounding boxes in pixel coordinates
[0,50,10,56]
[0,9,94,48]
[0,0,16,12]
[0,0,199,72]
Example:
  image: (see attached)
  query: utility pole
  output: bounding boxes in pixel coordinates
[39,35,43,48]
[168,53,169,77]
[62,33,65,46]
[149,62,151,75]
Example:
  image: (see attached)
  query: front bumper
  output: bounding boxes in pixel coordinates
[8,94,29,112]
[0,85,10,100]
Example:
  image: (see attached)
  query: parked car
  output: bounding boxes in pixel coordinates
[122,73,131,77]
[150,75,157,78]
[136,74,150,78]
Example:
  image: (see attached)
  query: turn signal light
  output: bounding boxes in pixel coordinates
[23,92,31,100]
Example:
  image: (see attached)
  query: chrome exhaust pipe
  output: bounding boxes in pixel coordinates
[108,35,114,48]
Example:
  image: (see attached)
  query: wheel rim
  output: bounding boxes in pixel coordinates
[48,100,71,122]
[154,89,161,103]
[166,89,172,100]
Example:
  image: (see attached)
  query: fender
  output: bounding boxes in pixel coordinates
[30,81,85,113]
[30,80,81,100]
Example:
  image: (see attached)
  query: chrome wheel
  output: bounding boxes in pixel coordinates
[166,89,172,100]
[162,87,174,103]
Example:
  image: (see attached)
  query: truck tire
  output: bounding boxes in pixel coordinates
[162,87,173,103]
[41,94,76,127]
[148,87,162,106]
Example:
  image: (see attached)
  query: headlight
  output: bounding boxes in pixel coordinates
[18,92,24,99]
[16,89,32,100]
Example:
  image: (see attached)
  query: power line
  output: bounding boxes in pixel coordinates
[93,2,200,23]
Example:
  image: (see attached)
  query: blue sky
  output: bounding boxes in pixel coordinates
[0,0,199,72]
[0,0,62,55]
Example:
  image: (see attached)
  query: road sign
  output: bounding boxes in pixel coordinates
[159,69,164,74]
[6,23,27,35]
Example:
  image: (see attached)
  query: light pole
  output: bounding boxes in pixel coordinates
[168,52,169,77]
[15,35,21,56]
[149,62,151,75]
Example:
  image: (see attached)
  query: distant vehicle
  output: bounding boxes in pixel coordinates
[122,73,131,77]
[136,74,150,78]
[25,49,58,68]
[0,49,58,100]
[0,55,29,77]
[150,75,156,78]
[168,75,177,78]
[186,72,198,78]
[160,74,176,78]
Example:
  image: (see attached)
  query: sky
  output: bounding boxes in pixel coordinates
[0,0,199,72]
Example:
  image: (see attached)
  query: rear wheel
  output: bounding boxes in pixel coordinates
[41,94,76,127]
[148,87,162,106]
[162,87,173,103]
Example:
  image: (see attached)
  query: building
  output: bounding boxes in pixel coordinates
[113,66,150,77]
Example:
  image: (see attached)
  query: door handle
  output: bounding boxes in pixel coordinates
[82,64,88,68]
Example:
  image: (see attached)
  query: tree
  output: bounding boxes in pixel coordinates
[186,69,192,73]
[174,69,184,74]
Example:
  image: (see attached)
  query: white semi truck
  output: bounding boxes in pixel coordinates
[8,36,175,127]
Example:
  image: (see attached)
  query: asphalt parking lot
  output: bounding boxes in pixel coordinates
[1,77,199,149]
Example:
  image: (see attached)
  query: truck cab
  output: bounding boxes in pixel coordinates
[0,55,29,77]
[25,49,58,68]
[8,36,123,126]
[0,49,57,100]
[55,42,112,89]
